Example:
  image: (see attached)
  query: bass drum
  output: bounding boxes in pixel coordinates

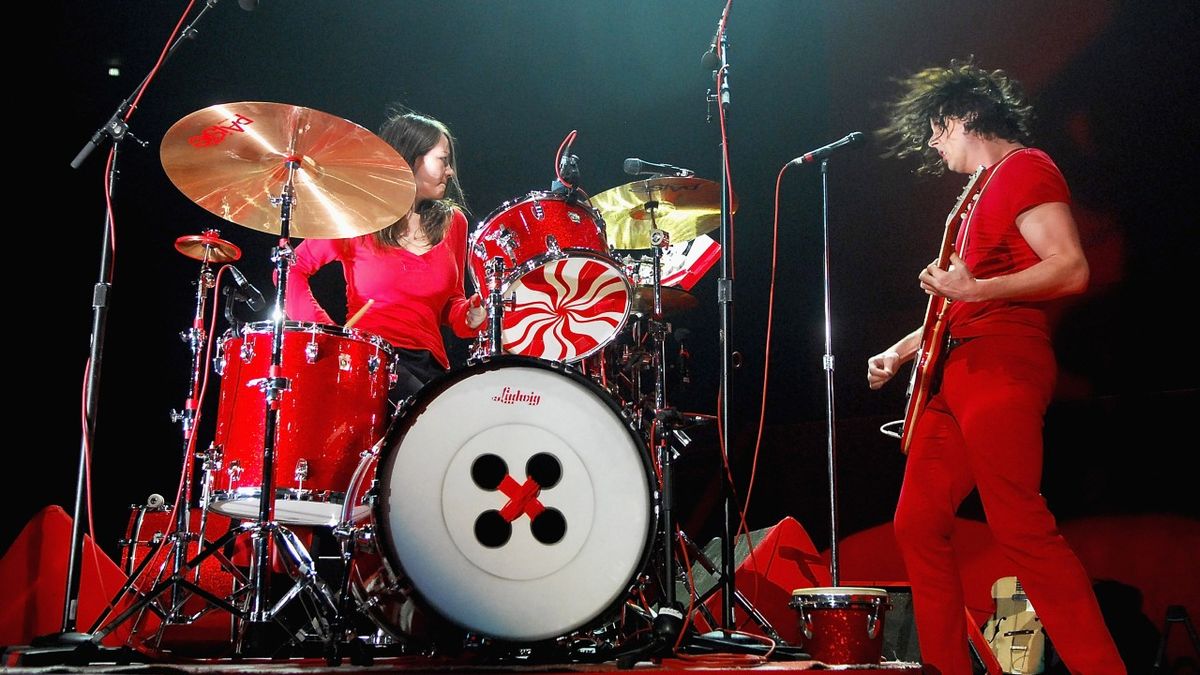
[344,357,656,643]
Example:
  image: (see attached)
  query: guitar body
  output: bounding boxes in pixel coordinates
[898,165,989,454]
[981,576,1047,674]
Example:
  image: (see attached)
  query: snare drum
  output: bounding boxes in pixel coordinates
[469,193,632,362]
[789,587,891,665]
[343,357,656,642]
[209,321,393,526]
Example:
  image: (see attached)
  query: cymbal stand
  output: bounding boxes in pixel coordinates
[234,156,341,654]
[169,232,222,591]
[90,235,254,645]
[97,159,342,656]
[675,530,782,643]
[625,203,689,651]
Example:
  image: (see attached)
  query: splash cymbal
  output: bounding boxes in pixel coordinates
[174,230,241,263]
[590,177,733,249]
[161,102,415,239]
[631,285,698,317]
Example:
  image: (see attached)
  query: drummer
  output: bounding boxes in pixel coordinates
[286,107,486,400]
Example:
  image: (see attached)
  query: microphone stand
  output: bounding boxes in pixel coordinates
[817,159,842,585]
[4,4,220,666]
[703,3,743,639]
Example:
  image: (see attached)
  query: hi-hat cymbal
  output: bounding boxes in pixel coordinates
[631,285,698,317]
[590,177,734,250]
[174,231,241,263]
[161,102,415,239]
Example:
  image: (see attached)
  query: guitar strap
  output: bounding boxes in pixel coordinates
[955,147,1032,257]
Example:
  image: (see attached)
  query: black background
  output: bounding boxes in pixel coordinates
[21,0,1198,567]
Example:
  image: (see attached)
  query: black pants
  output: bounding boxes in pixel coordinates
[389,348,445,410]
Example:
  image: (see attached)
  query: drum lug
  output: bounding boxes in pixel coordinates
[545,233,561,256]
[531,199,545,220]
[866,604,881,640]
[294,458,309,486]
[305,339,319,363]
[496,227,520,264]
[226,460,243,487]
[353,524,375,547]
[213,340,228,376]
[239,340,255,363]
[201,444,223,472]
[368,353,381,374]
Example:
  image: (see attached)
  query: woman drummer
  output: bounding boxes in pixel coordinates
[286,108,486,399]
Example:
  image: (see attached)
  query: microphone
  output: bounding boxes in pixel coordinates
[623,158,694,178]
[227,265,266,311]
[237,0,259,10]
[701,16,723,70]
[789,131,866,165]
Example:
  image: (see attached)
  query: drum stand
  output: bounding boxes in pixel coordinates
[230,160,343,656]
[637,205,783,652]
[483,257,511,357]
[676,532,783,642]
[98,167,344,658]
[89,231,252,650]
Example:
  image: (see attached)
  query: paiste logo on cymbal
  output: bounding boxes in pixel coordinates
[188,114,254,148]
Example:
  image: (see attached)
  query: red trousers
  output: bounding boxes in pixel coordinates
[894,335,1124,674]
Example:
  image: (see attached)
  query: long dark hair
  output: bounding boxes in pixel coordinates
[878,58,1035,175]
[374,106,467,248]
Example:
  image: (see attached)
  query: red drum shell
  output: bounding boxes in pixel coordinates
[210,321,393,525]
[469,193,631,362]
[789,587,891,665]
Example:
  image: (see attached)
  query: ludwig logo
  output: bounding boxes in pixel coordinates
[491,386,541,406]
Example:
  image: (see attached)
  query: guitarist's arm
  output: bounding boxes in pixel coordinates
[868,327,922,390]
[918,202,1089,303]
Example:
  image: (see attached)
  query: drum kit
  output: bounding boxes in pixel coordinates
[87,101,754,662]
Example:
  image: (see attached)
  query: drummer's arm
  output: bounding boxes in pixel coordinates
[443,210,486,337]
[283,239,338,325]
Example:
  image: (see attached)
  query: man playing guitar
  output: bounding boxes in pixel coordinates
[867,59,1124,675]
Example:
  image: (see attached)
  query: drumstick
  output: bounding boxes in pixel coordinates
[344,299,374,329]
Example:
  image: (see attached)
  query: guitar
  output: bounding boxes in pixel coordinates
[896,165,989,454]
[981,576,1046,674]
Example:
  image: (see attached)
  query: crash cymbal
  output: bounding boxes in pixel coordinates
[161,102,415,239]
[174,230,242,263]
[631,285,698,317]
[591,177,734,250]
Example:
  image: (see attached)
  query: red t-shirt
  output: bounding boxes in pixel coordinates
[286,209,476,368]
[946,148,1071,339]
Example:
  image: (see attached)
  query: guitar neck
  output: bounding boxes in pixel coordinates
[896,165,989,452]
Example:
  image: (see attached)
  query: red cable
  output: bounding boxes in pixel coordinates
[125,1,197,119]
[553,129,577,187]
[741,164,790,523]
[103,150,117,264]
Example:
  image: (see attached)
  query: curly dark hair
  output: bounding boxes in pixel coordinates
[878,58,1035,175]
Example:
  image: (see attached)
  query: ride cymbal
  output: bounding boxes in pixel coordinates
[590,177,733,249]
[161,102,415,239]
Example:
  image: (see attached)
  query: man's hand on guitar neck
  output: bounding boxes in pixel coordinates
[919,252,982,302]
